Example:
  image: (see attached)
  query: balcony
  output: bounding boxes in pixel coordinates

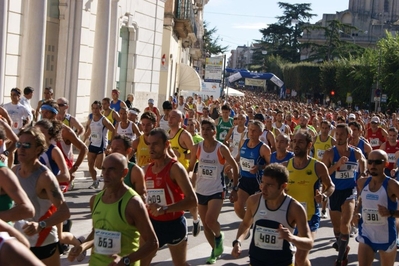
[174,0,196,39]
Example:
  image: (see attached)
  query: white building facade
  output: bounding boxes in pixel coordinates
[0,0,166,120]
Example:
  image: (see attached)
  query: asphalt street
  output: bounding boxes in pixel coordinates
[60,161,399,265]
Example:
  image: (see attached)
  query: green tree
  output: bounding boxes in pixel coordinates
[203,21,228,56]
[255,2,316,63]
[303,20,365,61]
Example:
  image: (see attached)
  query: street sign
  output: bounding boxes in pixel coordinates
[381,94,387,103]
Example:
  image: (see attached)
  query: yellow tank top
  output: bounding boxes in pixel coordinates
[136,135,152,167]
[313,135,333,161]
[169,128,189,169]
[105,109,115,140]
[286,157,319,220]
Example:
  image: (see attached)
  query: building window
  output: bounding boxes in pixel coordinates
[384,0,389,13]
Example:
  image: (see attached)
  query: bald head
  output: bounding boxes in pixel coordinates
[368,149,388,162]
[104,153,128,170]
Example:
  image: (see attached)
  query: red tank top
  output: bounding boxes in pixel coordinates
[145,159,184,221]
[367,128,385,150]
[385,141,399,170]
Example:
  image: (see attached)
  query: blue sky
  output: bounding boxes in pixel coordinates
[204,0,349,51]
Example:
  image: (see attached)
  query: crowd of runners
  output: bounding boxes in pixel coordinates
[0,87,399,266]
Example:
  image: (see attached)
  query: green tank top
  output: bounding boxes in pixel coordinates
[90,188,140,266]
[124,162,135,189]
[216,117,233,142]
[0,161,13,212]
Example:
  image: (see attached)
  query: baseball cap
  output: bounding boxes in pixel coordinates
[162,101,173,110]
[148,99,155,104]
[254,113,265,122]
[348,113,356,119]
[371,116,380,124]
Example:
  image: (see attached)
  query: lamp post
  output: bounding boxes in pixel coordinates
[261,50,267,73]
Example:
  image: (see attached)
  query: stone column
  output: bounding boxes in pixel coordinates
[0,0,7,101]
[20,0,48,104]
[106,0,119,97]
[90,0,111,104]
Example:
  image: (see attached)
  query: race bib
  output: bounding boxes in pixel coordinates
[388,153,396,163]
[370,138,379,147]
[316,149,325,160]
[199,163,217,179]
[254,225,283,250]
[336,163,357,179]
[362,208,386,225]
[91,133,99,140]
[219,130,227,140]
[240,157,254,172]
[147,189,166,205]
[94,229,121,255]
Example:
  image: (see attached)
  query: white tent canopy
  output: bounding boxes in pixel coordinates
[224,87,244,97]
[179,64,201,92]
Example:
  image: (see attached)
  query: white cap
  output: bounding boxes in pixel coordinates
[371,116,380,123]
[148,99,155,104]
[348,113,356,119]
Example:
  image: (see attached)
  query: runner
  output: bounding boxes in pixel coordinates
[231,163,313,266]
[55,97,85,136]
[68,153,158,265]
[141,128,197,266]
[354,150,399,266]
[322,124,366,265]
[215,105,234,143]
[379,127,399,177]
[365,116,387,150]
[110,89,127,112]
[270,133,294,164]
[195,119,239,264]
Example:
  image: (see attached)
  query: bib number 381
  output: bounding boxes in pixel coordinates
[94,229,121,255]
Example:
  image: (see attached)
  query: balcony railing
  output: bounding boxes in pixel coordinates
[174,0,196,39]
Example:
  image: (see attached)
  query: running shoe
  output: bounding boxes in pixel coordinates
[88,180,99,189]
[350,226,357,237]
[76,236,87,262]
[192,220,201,237]
[206,249,216,264]
[321,209,328,219]
[214,232,224,257]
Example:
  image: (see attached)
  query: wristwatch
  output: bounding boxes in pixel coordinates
[232,186,239,191]
[232,239,241,247]
[39,221,47,230]
[2,150,9,157]
[162,206,168,214]
[122,256,131,265]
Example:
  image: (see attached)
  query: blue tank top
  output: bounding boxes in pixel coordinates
[39,144,60,175]
[239,139,265,179]
[331,146,358,190]
[270,151,294,164]
[110,100,122,112]
[356,138,367,158]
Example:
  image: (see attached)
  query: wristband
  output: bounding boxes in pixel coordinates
[232,239,241,247]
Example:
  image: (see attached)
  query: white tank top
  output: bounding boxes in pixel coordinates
[196,102,204,113]
[177,103,185,113]
[159,115,170,132]
[117,121,136,140]
[90,117,108,147]
[196,141,225,196]
[231,126,246,158]
[273,123,286,133]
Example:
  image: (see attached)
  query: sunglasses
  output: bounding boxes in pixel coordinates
[58,103,67,107]
[16,142,32,149]
[367,159,385,165]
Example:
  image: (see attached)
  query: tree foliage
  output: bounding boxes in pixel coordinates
[203,21,228,56]
[255,2,316,63]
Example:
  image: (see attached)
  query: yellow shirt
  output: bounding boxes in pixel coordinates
[104,109,115,141]
[313,135,333,161]
[286,157,320,220]
[136,135,152,167]
[169,128,189,170]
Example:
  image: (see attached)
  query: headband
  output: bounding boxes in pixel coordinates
[41,104,58,114]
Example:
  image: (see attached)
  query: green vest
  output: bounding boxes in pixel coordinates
[90,188,140,266]
[124,162,135,189]
[216,117,233,142]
